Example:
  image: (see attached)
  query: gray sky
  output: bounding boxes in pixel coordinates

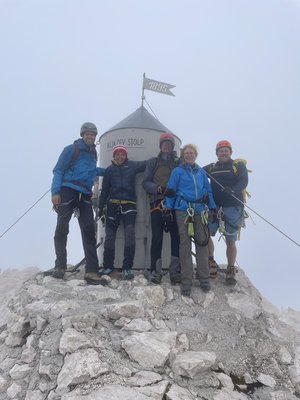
[0,0,299,310]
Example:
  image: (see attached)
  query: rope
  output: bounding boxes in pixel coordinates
[144,99,159,120]
[206,171,300,248]
[0,189,51,240]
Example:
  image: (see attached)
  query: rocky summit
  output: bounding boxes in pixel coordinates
[0,266,300,400]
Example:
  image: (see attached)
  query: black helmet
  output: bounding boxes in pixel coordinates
[80,122,98,137]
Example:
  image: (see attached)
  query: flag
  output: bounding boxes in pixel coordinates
[143,76,175,96]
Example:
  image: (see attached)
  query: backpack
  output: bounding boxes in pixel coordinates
[207,159,252,204]
[232,159,252,203]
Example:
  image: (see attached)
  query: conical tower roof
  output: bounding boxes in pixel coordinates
[103,105,171,135]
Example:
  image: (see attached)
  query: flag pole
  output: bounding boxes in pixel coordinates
[141,72,146,107]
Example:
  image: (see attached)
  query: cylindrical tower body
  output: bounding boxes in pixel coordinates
[97,105,181,270]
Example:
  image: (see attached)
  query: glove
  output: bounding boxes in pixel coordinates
[163,188,175,198]
[222,186,235,196]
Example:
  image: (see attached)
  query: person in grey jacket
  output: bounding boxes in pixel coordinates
[143,132,181,284]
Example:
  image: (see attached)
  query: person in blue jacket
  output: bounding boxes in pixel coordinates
[165,144,216,297]
[51,122,106,285]
[98,145,147,280]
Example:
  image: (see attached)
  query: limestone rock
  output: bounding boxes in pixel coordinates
[226,293,262,319]
[57,349,109,388]
[59,327,103,354]
[257,372,277,388]
[102,301,145,320]
[61,384,150,399]
[9,363,32,379]
[172,351,216,378]
[131,286,166,307]
[137,380,169,399]
[122,331,177,368]
[7,382,22,399]
[127,370,162,386]
[213,387,249,399]
[166,383,196,399]
[122,318,152,332]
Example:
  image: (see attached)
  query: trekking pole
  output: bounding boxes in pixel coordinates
[0,189,51,240]
[205,172,300,248]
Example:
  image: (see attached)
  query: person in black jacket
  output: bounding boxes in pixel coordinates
[143,132,181,285]
[203,140,248,285]
[98,145,146,279]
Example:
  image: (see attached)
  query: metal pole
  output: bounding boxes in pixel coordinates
[141,72,146,107]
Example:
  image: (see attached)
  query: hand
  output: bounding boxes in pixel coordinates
[222,186,235,196]
[157,186,166,194]
[209,209,218,223]
[163,188,175,198]
[52,194,61,206]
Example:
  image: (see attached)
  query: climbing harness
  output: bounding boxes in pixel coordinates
[184,203,210,247]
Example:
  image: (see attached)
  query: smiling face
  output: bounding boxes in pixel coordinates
[82,132,97,147]
[160,140,174,154]
[183,146,197,165]
[114,151,127,165]
[217,147,232,163]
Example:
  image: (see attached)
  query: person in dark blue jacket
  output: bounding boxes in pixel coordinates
[51,122,106,285]
[165,144,216,297]
[98,145,147,279]
[203,140,248,285]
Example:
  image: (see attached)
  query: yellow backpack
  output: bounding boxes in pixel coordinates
[232,158,252,203]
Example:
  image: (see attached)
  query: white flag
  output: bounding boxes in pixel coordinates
[143,77,176,96]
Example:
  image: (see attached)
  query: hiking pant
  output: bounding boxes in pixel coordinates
[176,211,209,286]
[103,203,136,270]
[150,207,180,279]
[54,187,98,273]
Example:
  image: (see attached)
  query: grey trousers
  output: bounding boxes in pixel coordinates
[176,211,209,286]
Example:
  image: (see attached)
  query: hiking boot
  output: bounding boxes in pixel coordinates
[181,284,192,297]
[225,266,237,286]
[150,272,162,284]
[84,272,108,286]
[123,269,134,280]
[200,281,211,293]
[209,257,218,279]
[170,274,181,285]
[52,267,66,279]
[99,267,114,276]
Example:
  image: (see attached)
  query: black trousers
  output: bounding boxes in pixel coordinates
[103,203,137,270]
[150,208,180,272]
[54,187,98,273]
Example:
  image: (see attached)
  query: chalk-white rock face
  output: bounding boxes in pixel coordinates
[57,349,109,388]
[122,331,177,368]
[172,351,216,378]
[289,346,300,384]
[77,286,121,302]
[61,384,150,400]
[166,383,196,400]
[6,382,22,399]
[226,293,262,319]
